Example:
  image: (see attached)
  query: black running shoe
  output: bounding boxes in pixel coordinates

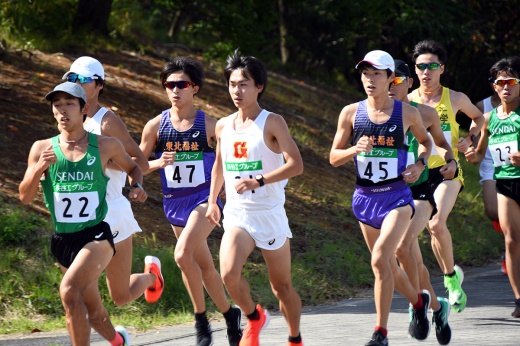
[195,319,213,346]
[409,290,431,340]
[365,330,388,346]
[225,306,242,346]
[512,299,520,318]
[432,297,452,345]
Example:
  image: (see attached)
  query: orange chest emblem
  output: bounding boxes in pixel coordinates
[233,141,248,158]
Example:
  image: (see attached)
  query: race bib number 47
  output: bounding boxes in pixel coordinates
[165,152,205,188]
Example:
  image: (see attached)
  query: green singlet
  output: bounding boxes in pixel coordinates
[406,101,428,186]
[41,133,109,234]
[488,107,520,180]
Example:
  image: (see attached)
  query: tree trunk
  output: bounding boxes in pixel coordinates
[73,0,114,36]
[277,0,289,65]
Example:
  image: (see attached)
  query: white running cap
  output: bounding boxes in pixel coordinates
[63,56,104,80]
[356,50,395,72]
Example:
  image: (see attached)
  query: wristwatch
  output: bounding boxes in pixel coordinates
[415,157,427,167]
[467,133,475,142]
[255,174,265,187]
[446,158,458,168]
[131,182,144,190]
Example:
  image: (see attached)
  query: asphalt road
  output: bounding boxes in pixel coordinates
[1,260,519,345]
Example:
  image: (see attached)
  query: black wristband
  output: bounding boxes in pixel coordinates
[131,182,143,190]
[446,158,458,168]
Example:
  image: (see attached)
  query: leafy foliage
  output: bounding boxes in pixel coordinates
[2,0,520,101]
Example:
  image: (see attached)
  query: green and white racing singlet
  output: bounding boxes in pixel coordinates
[41,133,109,234]
[488,107,520,180]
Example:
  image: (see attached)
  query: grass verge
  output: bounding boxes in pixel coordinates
[0,156,503,334]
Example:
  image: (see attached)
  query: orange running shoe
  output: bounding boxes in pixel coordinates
[492,220,503,233]
[502,256,508,276]
[144,256,164,303]
[239,304,270,346]
[288,341,304,346]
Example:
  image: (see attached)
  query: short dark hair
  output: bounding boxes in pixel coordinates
[50,98,86,115]
[412,40,448,65]
[357,62,393,78]
[160,57,205,93]
[95,77,105,97]
[489,56,520,81]
[224,49,267,101]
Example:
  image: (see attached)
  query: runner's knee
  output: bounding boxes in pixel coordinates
[428,218,448,238]
[270,281,293,301]
[396,242,412,262]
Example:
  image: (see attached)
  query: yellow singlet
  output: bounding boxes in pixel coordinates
[411,87,464,183]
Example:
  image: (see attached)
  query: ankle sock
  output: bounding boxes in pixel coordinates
[412,292,424,310]
[247,308,260,320]
[110,332,123,346]
[288,333,302,343]
[195,311,208,322]
[374,326,388,338]
[223,305,234,320]
[433,302,441,313]
[445,270,456,277]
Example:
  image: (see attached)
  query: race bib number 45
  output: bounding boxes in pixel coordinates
[357,148,399,183]
[165,152,205,188]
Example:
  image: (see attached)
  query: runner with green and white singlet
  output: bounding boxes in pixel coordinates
[42,133,108,234]
[19,82,146,346]
[466,56,520,319]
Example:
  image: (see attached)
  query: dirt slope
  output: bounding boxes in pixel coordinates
[0,49,359,250]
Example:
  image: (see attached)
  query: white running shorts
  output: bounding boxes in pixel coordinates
[479,147,494,184]
[104,196,142,243]
[222,205,292,250]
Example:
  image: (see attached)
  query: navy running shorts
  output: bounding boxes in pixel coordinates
[353,185,415,229]
[163,189,222,227]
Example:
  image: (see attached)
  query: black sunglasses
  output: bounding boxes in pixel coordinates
[164,81,195,90]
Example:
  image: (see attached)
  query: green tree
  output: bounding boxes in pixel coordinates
[74,0,114,35]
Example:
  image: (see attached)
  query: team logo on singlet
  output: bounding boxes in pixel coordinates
[192,131,200,138]
[87,157,96,166]
[233,141,248,159]
[388,125,397,132]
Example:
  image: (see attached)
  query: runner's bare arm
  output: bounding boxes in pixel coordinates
[139,115,172,174]
[465,111,491,164]
[19,140,55,204]
[264,113,304,182]
[330,103,362,167]
[453,91,484,153]
[101,110,149,173]
[206,118,226,226]
[101,136,147,202]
